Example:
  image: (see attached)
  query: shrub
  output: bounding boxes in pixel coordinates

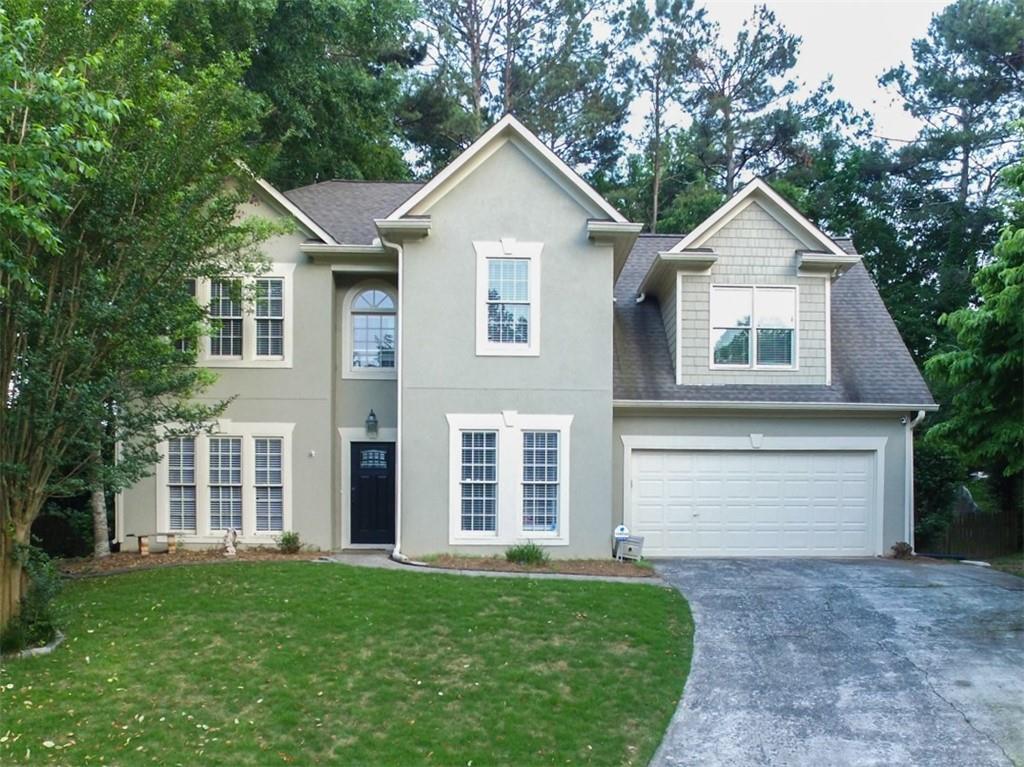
[891,541,914,559]
[276,531,302,554]
[31,499,93,559]
[505,541,549,566]
[1,544,64,654]
[915,437,966,545]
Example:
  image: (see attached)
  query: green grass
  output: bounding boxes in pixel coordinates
[990,552,1024,577]
[0,563,693,766]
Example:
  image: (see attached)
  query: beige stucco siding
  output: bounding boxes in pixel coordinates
[120,196,339,551]
[677,201,828,385]
[612,412,911,552]
[398,139,615,558]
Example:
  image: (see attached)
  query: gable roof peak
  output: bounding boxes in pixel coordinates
[384,113,628,223]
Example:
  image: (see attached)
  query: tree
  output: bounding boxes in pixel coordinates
[167,0,424,189]
[406,0,632,178]
[679,5,845,198]
[925,154,1024,485]
[879,0,1023,347]
[1,1,277,625]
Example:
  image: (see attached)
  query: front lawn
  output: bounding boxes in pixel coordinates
[0,563,692,766]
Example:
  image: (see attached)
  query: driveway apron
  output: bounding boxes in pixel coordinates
[652,559,1024,767]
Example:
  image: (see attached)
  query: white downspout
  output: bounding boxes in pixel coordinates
[906,409,926,552]
[378,233,409,563]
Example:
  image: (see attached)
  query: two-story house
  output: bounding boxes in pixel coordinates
[119,115,936,559]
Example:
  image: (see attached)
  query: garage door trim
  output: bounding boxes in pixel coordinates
[621,435,887,556]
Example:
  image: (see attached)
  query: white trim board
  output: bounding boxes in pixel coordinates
[474,239,543,357]
[253,177,336,244]
[620,434,887,557]
[386,115,627,223]
[338,427,397,549]
[613,400,938,413]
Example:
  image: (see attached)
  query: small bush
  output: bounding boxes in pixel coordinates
[276,531,302,554]
[505,541,549,566]
[1,544,64,654]
[891,541,914,559]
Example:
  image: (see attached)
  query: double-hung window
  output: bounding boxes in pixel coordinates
[459,431,498,532]
[167,437,196,531]
[255,278,284,357]
[351,288,396,370]
[209,279,243,357]
[711,286,797,368]
[475,240,542,356]
[208,437,242,530]
[522,431,559,532]
[254,438,284,532]
[448,414,571,545]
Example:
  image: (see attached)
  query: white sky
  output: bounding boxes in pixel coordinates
[625,0,952,144]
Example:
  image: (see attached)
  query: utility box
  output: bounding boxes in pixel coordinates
[614,536,644,561]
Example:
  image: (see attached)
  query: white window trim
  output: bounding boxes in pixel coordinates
[474,239,542,357]
[156,420,294,543]
[196,263,295,368]
[341,280,398,380]
[620,434,887,557]
[446,412,572,546]
[708,283,799,371]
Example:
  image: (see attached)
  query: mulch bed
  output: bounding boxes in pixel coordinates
[423,554,655,578]
[58,548,321,577]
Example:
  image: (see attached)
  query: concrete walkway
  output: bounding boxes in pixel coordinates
[653,558,1024,767]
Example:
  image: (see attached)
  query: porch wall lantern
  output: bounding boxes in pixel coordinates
[365,409,379,438]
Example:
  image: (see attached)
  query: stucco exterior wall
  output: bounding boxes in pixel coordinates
[677,201,828,385]
[612,411,911,553]
[398,139,615,558]
[119,196,339,551]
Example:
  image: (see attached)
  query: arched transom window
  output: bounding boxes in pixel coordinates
[351,288,396,370]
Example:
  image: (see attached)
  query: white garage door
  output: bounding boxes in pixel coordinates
[630,450,877,557]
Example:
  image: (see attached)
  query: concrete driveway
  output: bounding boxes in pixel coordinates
[652,559,1024,767]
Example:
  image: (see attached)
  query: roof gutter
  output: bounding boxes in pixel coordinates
[613,399,940,413]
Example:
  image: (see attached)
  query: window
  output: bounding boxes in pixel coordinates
[474,240,542,356]
[447,413,571,545]
[254,438,283,532]
[522,431,558,532]
[350,288,396,371]
[167,437,196,531]
[711,286,797,368]
[460,431,498,532]
[255,278,284,357]
[209,279,243,357]
[209,437,242,530]
[487,259,530,345]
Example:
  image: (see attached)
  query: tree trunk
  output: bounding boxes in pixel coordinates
[651,77,663,234]
[91,451,110,558]
[723,101,736,197]
[0,517,31,628]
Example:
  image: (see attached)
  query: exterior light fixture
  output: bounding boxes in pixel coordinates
[365,409,378,438]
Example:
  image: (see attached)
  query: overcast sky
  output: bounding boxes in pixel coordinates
[626,0,952,144]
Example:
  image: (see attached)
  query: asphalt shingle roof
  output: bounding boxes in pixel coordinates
[614,234,935,407]
[284,180,423,244]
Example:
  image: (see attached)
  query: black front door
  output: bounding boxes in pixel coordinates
[350,442,395,545]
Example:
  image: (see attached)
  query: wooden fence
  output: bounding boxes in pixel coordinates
[919,505,1023,559]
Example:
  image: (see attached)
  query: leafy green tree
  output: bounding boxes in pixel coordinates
[1,1,276,625]
[925,155,1024,483]
[167,0,424,189]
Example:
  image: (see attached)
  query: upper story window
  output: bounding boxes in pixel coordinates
[711,285,797,369]
[209,279,243,357]
[474,240,542,356]
[343,282,397,379]
[194,265,295,368]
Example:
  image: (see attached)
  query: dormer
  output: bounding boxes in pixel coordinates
[636,179,861,387]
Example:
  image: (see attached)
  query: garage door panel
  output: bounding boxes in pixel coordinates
[631,449,876,557]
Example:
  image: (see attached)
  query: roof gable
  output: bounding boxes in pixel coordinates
[385,114,627,223]
[669,178,846,257]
